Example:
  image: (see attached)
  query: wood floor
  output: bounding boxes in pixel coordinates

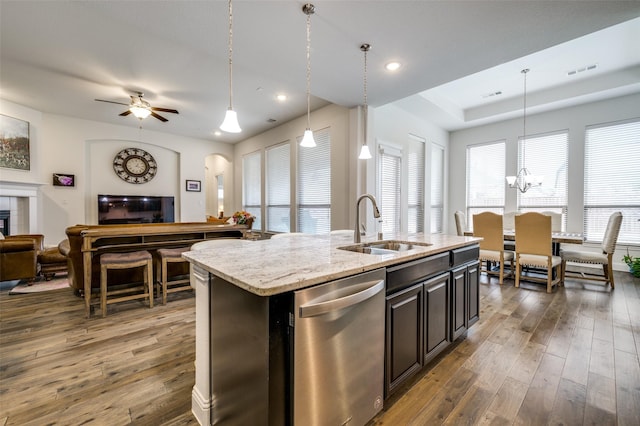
[1,270,639,425]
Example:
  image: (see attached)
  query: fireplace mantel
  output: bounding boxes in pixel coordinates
[0,180,46,234]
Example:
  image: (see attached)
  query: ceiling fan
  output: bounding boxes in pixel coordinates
[95,92,179,122]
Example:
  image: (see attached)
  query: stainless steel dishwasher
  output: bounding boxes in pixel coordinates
[292,268,385,426]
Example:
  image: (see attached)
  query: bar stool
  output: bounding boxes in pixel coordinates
[155,247,192,305]
[100,250,153,317]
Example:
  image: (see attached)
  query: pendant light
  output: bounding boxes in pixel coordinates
[300,3,316,148]
[219,0,241,133]
[506,68,543,192]
[358,43,372,160]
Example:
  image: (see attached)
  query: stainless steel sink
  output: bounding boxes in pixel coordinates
[338,240,432,255]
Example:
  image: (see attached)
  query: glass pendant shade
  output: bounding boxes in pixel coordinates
[300,129,316,147]
[220,108,241,133]
[358,144,372,159]
[130,106,151,119]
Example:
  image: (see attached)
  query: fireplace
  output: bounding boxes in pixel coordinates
[0,210,9,236]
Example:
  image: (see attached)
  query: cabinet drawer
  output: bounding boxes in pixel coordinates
[386,252,449,294]
[450,245,480,268]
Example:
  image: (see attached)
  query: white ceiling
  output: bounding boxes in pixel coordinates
[1,1,639,143]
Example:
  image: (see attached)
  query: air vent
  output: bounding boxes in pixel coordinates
[567,64,597,76]
[481,91,502,99]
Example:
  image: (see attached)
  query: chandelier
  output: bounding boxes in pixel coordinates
[506,68,543,193]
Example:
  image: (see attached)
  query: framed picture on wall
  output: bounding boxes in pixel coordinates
[53,173,75,187]
[0,114,30,170]
[186,179,201,192]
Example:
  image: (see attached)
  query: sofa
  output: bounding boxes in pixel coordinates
[64,221,252,316]
[0,234,44,282]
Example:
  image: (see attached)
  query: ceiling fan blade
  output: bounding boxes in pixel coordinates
[119,110,132,117]
[95,99,129,106]
[150,112,168,122]
[151,107,179,114]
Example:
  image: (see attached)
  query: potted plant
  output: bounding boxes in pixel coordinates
[623,249,640,278]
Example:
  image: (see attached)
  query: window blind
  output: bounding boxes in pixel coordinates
[517,130,568,229]
[242,151,261,231]
[379,145,401,234]
[266,142,290,233]
[466,141,505,224]
[584,118,640,244]
[430,144,444,233]
[407,135,425,233]
[297,128,331,234]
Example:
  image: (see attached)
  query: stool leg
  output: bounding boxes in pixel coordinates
[146,260,154,309]
[162,258,168,305]
[101,264,108,318]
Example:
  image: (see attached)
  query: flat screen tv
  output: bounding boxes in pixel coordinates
[98,195,175,225]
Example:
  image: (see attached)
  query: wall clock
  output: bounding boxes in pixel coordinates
[113,148,157,184]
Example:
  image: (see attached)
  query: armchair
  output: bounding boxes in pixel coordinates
[0,234,44,282]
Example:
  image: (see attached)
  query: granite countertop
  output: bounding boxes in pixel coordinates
[182,233,481,296]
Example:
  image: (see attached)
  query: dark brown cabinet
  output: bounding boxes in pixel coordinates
[424,272,450,364]
[450,259,480,341]
[384,245,480,398]
[385,283,423,396]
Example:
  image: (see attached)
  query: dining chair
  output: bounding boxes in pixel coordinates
[454,210,466,236]
[560,211,622,289]
[541,211,562,232]
[473,212,514,285]
[514,212,562,293]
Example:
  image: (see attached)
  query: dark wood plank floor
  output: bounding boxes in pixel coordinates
[1,270,638,425]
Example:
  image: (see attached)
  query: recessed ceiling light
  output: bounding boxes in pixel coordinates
[567,63,598,76]
[276,94,287,101]
[385,62,401,71]
[214,130,222,136]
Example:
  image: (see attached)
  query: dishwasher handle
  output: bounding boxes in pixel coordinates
[299,279,384,318]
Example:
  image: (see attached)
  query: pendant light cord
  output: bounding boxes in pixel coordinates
[363,44,370,146]
[521,68,529,167]
[227,0,234,109]
[305,9,312,129]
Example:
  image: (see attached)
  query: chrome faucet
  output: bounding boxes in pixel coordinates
[355,194,381,243]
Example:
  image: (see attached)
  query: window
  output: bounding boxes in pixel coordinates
[242,151,262,231]
[430,144,445,233]
[517,131,568,230]
[466,141,505,226]
[584,118,640,245]
[266,142,290,233]
[407,135,425,233]
[379,145,402,234]
[297,128,331,234]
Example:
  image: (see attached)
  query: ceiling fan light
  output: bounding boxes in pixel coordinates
[300,129,316,147]
[130,106,151,119]
[358,144,372,160]
[220,108,241,133]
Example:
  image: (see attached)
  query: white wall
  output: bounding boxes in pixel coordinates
[233,104,356,232]
[375,103,450,234]
[1,99,234,244]
[448,92,640,270]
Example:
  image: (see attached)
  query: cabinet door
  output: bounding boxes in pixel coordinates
[424,272,450,364]
[450,265,467,341]
[385,283,423,397]
[467,261,480,327]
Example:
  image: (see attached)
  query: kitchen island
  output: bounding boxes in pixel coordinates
[183,232,481,426]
